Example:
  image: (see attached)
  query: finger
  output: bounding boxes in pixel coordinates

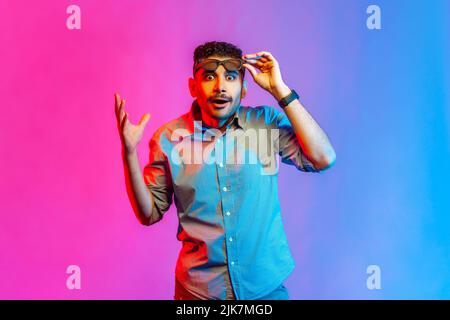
[117,102,123,125]
[138,113,151,127]
[245,59,264,67]
[257,51,274,60]
[243,63,258,78]
[243,53,262,59]
[245,60,265,72]
[121,113,128,131]
[120,99,127,116]
[244,55,268,63]
[119,99,126,122]
[120,112,128,131]
[114,93,121,117]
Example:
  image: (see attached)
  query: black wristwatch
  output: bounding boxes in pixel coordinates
[278,89,299,109]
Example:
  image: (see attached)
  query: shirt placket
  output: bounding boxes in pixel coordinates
[214,131,240,300]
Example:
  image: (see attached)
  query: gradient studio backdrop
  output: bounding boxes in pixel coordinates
[1,0,449,299]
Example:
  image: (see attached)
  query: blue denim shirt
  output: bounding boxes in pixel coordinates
[143,100,319,299]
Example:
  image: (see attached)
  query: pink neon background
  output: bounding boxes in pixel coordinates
[3,0,328,299]
[1,0,449,299]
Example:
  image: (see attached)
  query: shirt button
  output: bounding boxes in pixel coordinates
[231,261,235,266]
[229,237,233,242]
[222,186,228,192]
[219,162,224,168]
[225,211,231,216]
[217,139,222,144]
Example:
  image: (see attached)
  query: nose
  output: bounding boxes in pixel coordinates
[214,68,227,93]
[214,76,225,92]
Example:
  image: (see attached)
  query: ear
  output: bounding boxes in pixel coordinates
[188,77,197,98]
[241,79,248,99]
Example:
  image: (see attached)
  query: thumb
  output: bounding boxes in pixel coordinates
[243,63,258,79]
[138,113,151,127]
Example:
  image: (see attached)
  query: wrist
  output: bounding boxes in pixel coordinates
[123,145,137,158]
[272,84,291,101]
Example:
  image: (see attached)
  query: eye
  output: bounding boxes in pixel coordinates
[226,74,237,81]
[205,74,215,80]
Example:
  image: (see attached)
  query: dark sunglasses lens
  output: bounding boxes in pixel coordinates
[201,61,219,71]
[224,60,242,71]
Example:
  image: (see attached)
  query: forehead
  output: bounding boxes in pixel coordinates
[205,55,232,61]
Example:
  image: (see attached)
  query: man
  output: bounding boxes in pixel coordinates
[114,41,336,300]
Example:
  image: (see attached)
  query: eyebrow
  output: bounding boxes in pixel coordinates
[202,70,239,76]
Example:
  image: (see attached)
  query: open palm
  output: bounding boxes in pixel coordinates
[114,93,151,154]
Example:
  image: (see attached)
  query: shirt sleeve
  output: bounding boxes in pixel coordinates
[267,106,319,173]
[142,132,174,225]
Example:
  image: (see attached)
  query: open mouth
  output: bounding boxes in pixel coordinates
[210,98,231,108]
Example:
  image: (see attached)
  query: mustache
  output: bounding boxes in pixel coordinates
[208,94,232,102]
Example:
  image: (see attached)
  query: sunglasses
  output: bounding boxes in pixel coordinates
[193,58,246,75]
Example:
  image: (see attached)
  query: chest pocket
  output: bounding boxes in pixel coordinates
[221,131,279,190]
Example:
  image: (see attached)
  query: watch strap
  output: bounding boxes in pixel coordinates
[278,89,299,108]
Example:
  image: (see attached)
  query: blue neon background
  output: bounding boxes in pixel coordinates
[0,0,448,299]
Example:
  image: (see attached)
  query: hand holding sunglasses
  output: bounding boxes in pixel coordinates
[242,51,291,101]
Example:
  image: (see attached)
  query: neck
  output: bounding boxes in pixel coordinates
[200,109,223,127]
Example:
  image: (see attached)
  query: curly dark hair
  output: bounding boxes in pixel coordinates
[193,41,245,79]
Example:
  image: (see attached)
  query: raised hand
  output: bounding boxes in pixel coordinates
[242,51,290,100]
[114,93,151,154]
